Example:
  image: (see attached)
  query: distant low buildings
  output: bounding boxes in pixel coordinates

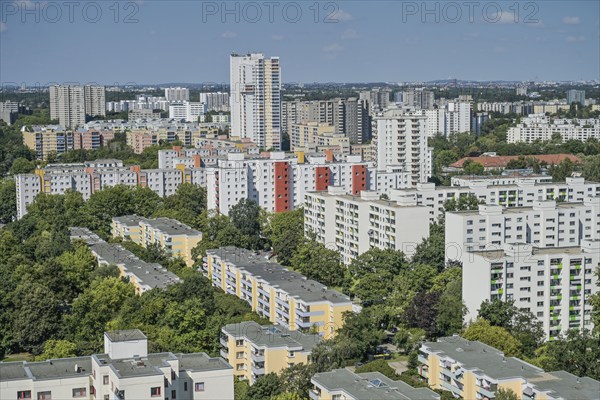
[220,321,321,384]
[112,215,202,267]
[203,247,358,339]
[0,101,31,125]
[449,153,581,172]
[419,335,600,399]
[0,329,234,400]
[311,369,440,400]
[507,114,600,143]
[70,227,181,295]
[22,126,115,159]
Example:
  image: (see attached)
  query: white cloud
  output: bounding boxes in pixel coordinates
[0,22,6,32]
[322,43,344,53]
[221,31,237,39]
[563,16,580,25]
[271,34,284,41]
[329,9,353,22]
[565,35,585,43]
[341,29,358,39]
[498,12,517,24]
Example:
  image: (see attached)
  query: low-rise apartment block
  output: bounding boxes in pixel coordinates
[220,321,321,383]
[310,369,440,400]
[507,114,600,143]
[70,227,181,295]
[418,335,599,399]
[462,241,599,340]
[388,177,600,223]
[445,197,600,258]
[203,247,358,339]
[450,174,553,187]
[0,329,234,400]
[112,215,202,266]
[15,159,206,219]
[304,187,430,263]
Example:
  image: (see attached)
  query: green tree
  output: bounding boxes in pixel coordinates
[290,240,348,287]
[582,155,600,181]
[246,373,283,400]
[462,159,485,175]
[411,222,445,271]
[270,393,303,400]
[355,359,399,379]
[156,183,206,225]
[12,283,63,354]
[0,179,17,223]
[36,340,78,361]
[478,300,544,357]
[66,277,136,351]
[443,194,482,212]
[548,158,576,182]
[278,363,318,398]
[462,318,523,358]
[495,388,518,400]
[264,208,304,266]
[229,199,265,250]
[534,330,600,380]
[130,187,163,217]
[9,157,35,174]
[435,279,466,336]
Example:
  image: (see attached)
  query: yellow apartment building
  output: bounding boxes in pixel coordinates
[112,215,202,267]
[310,369,440,400]
[419,336,599,400]
[204,247,358,339]
[220,321,321,383]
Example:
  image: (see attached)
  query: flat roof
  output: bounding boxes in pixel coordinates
[528,371,600,399]
[69,227,181,289]
[470,244,589,259]
[0,357,92,382]
[176,353,232,372]
[422,336,545,380]
[222,321,322,351]
[312,369,439,400]
[105,329,147,342]
[207,247,351,305]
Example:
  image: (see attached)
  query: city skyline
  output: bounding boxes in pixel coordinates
[1,1,598,84]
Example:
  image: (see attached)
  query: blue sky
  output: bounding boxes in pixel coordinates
[1,0,598,84]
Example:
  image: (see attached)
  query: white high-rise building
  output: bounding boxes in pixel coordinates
[230,53,281,150]
[168,101,206,122]
[50,85,105,128]
[50,85,86,128]
[304,187,430,263]
[164,87,190,101]
[199,92,230,111]
[444,101,472,134]
[374,108,433,186]
[462,241,599,340]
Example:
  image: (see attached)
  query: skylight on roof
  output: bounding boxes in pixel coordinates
[369,379,388,388]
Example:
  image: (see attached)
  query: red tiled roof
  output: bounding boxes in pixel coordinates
[451,154,581,169]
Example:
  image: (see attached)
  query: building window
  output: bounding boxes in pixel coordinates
[150,387,161,397]
[103,375,109,385]
[37,392,51,400]
[195,382,205,392]
[171,390,176,399]
[184,382,188,391]
[72,388,86,398]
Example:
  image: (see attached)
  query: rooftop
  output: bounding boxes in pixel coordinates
[207,247,351,305]
[528,371,600,400]
[312,369,440,400]
[422,336,545,380]
[105,329,147,342]
[450,154,581,169]
[176,353,233,372]
[0,357,92,382]
[222,321,322,351]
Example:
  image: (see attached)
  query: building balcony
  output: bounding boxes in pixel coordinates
[309,390,320,400]
[418,355,428,365]
[251,365,265,375]
[251,352,265,363]
[276,307,290,319]
[220,336,228,347]
[477,386,496,398]
[220,349,229,359]
[241,286,252,297]
[257,296,270,307]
